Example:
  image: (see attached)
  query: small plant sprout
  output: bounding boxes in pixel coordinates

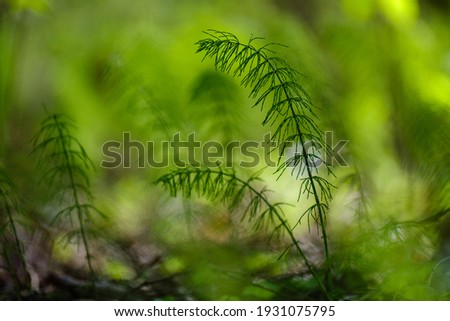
[32,112,103,290]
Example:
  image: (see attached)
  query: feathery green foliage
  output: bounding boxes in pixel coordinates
[0,0,448,301]
[0,169,31,296]
[155,166,330,296]
[32,112,102,288]
[156,29,336,295]
[195,30,336,290]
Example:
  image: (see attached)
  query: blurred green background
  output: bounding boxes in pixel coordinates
[0,0,449,300]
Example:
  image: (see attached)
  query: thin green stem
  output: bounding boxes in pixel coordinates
[231,172,330,298]
[196,33,332,292]
[3,194,29,286]
[264,57,331,291]
[0,174,30,296]
[53,116,96,290]
[158,168,331,298]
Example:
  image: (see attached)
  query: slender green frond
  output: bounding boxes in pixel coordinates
[155,166,329,297]
[0,168,31,295]
[195,30,336,292]
[32,112,103,289]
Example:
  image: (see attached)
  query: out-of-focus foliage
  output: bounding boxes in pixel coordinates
[0,0,449,300]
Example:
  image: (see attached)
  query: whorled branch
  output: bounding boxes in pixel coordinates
[155,167,329,297]
[195,30,335,289]
[32,112,103,289]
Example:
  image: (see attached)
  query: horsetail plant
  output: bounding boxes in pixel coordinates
[0,168,31,297]
[32,112,103,290]
[157,30,336,296]
[155,167,330,297]
[196,31,336,289]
